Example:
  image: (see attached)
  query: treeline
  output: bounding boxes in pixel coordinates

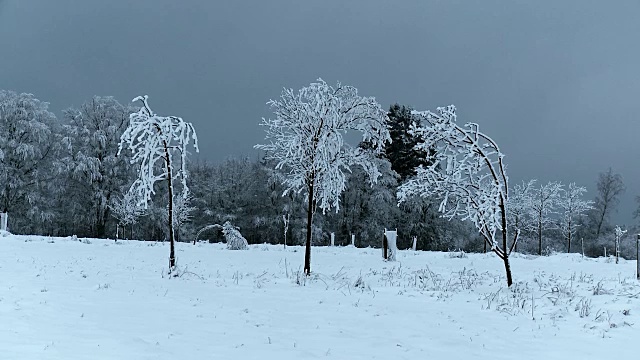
[0,93,475,249]
[0,91,636,256]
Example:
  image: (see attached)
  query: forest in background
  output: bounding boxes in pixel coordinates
[0,91,636,259]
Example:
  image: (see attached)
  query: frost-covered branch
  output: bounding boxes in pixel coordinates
[398,106,510,254]
[397,105,515,286]
[507,180,536,251]
[531,181,563,255]
[255,78,390,213]
[109,191,145,226]
[558,183,593,252]
[255,79,390,275]
[117,95,199,209]
[117,95,199,270]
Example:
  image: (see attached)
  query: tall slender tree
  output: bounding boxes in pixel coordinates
[118,95,199,271]
[531,181,563,255]
[558,183,593,253]
[507,180,536,252]
[256,79,390,275]
[593,168,625,239]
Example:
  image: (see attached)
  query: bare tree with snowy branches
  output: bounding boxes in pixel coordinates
[593,168,625,239]
[558,183,593,253]
[118,95,199,271]
[531,181,563,255]
[507,180,536,252]
[398,105,516,287]
[109,190,145,239]
[255,79,390,275]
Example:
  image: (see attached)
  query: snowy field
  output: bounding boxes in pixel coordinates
[1,234,639,359]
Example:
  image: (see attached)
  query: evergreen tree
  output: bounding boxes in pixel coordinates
[384,104,430,181]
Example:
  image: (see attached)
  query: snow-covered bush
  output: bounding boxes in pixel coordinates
[222,221,248,250]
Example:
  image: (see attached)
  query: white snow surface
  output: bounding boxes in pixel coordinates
[1,235,638,359]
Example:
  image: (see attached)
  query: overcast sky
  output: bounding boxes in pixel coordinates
[1,0,639,225]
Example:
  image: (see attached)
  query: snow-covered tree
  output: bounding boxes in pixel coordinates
[118,95,199,270]
[531,181,563,255]
[593,168,625,239]
[614,225,626,264]
[63,96,135,238]
[255,79,390,275]
[109,190,145,239]
[558,183,593,253]
[0,90,63,233]
[338,157,400,248]
[397,105,517,286]
[507,180,536,251]
[160,191,195,242]
[282,213,290,248]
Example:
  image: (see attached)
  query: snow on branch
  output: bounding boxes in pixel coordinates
[508,179,537,234]
[397,105,513,259]
[255,78,391,213]
[117,95,199,208]
[559,183,593,245]
[109,191,145,226]
[223,221,248,250]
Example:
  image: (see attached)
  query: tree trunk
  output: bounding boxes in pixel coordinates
[513,217,519,253]
[567,222,572,253]
[499,198,512,287]
[164,140,176,270]
[304,181,314,276]
[503,255,513,287]
[595,203,608,239]
[538,219,542,255]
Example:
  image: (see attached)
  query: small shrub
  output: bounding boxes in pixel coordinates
[223,221,248,250]
[592,280,611,295]
[575,298,592,318]
[447,249,468,259]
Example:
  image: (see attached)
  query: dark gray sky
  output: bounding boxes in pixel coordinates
[1,1,639,225]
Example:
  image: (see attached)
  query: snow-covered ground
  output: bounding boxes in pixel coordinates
[1,234,638,359]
